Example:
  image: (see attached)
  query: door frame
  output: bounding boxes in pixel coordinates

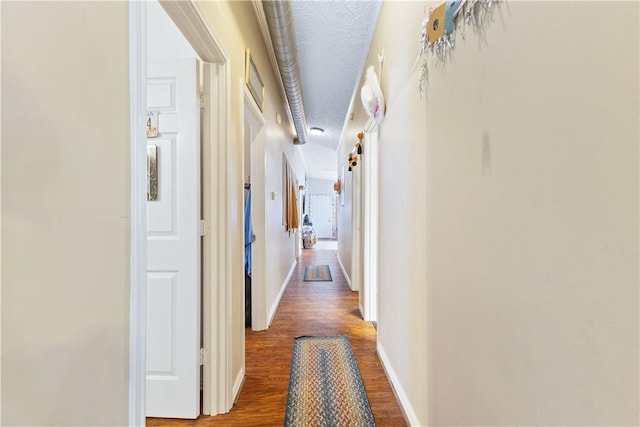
[129,1,232,424]
[352,118,379,320]
[352,154,363,296]
[362,118,379,322]
[308,194,333,239]
[242,83,267,332]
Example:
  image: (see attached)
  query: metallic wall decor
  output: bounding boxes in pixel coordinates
[417,0,502,97]
[146,111,159,138]
[147,144,159,201]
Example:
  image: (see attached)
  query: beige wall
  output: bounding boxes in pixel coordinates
[345,1,639,425]
[1,2,130,425]
[1,0,305,423]
[197,0,304,379]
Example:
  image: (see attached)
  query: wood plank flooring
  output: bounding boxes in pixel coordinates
[147,248,407,426]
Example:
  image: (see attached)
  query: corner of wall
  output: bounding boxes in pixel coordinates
[267,258,297,327]
[336,252,352,289]
[232,366,245,405]
[376,342,422,427]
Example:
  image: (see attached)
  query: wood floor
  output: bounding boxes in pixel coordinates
[147,248,407,426]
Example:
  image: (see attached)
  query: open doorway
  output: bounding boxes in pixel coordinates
[361,120,379,323]
[350,119,379,321]
[145,1,202,418]
[242,84,267,332]
[128,1,233,424]
[302,177,339,250]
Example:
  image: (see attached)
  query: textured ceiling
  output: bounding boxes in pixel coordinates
[291,0,382,181]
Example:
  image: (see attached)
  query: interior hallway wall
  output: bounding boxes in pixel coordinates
[345,1,639,425]
[306,177,334,195]
[196,2,305,384]
[1,2,130,425]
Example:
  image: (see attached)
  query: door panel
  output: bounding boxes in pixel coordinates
[146,272,177,374]
[309,194,333,239]
[146,59,201,419]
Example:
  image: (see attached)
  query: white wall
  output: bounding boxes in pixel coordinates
[1,2,130,425]
[306,177,333,195]
[346,1,639,425]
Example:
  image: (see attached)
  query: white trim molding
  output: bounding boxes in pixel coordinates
[232,366,245,405]
[0,1,3,421]
[128,1,147,425]
[161,2,233,415]
[242,82,267,332]
[377,343,421,426]
[336,253,352,290]
[268,259,297,327]
[159,1,227,64]
[362,118,379,322]
[161,0,233,416]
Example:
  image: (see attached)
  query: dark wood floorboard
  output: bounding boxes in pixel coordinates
[147,249,407,426]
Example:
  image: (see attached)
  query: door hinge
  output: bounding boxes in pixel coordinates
[199,92,207,110]
[200,348,209,366]
[199,219,207,237]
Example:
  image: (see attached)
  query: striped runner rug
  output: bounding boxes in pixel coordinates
[303,264,332,282]
[285,336,376,426]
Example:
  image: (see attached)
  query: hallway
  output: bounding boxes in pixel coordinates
[147,248,406,426]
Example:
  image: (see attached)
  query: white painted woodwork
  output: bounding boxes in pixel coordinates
[146,58,201,419]
[362,120,379,322]
[161,1,234,414]
[351,160,363,295]
[129,2,148,426]
[243,84,267,332]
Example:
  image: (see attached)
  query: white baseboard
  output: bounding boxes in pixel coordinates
[267,259,297,327]
[377,342,422,426]
[232,366,245,404]
[336,253,352,289]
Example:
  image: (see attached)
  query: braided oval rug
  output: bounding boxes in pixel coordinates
[285,336,376,426]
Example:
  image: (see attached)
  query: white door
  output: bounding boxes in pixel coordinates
[146,59,201,419]
[310,194,333,239]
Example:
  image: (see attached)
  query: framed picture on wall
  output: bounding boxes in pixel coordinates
[245,48,264,111]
